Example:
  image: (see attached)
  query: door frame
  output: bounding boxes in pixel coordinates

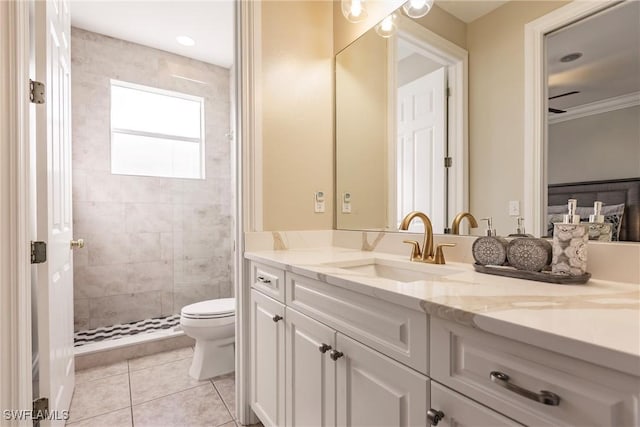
[0,0,34,418]
[387,15,468,230]
[523,0,615,236]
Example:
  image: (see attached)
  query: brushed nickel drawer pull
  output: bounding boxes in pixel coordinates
[490,371,560,406]
[256,276,272,284]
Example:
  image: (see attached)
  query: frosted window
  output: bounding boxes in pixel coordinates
[110,80,204,179]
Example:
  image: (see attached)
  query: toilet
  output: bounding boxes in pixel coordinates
[180,298,235,380]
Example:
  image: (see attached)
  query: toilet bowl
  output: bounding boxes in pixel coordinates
[180,298,235,380]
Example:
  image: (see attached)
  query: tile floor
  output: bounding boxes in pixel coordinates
[67,346,247,427]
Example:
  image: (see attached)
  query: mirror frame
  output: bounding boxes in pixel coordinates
[523,0,617,236]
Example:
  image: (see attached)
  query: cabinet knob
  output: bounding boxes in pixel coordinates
[319,343,332,353]
[256,276,271,284]
[329,350,344,361]
[427,409,445,426]
[272,314,283,322]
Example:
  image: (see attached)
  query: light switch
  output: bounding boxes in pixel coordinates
[314,191,325,213]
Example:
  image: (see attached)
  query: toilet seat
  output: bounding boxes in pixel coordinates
[181,298,235,320]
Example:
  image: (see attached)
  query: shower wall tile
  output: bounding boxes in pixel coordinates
[75,265,129,298]
[72,28,232,331]
[129,233,162,263]
[89,292,163,329]
[128,261,173,294]
[125,204,173,233]
[74,298,90,331]
[73,202,126,235]
[160,233,173,261]
[87,233,132,266]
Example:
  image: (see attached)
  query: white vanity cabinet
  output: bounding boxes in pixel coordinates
[285,307,336,427]
[429,381,523,427]
[249,261,429,427]
[250,289,286,427]
[335,333,428,427]
[430,317,640,427]
[248,258,640,427]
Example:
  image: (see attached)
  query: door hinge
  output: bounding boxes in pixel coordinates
[29,79,46,104]
[32,397,49,420]
[31,241,47,264]
[444,157,453,168]
[446,87,451,97]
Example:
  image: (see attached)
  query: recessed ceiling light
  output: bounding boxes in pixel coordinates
[176,36,195,47]
[560,52,582,63]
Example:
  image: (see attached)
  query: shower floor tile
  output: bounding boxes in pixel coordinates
[74,315,181,347]
[68,346,259,427]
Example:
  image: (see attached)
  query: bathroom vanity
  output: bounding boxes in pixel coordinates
[244,247,640,427]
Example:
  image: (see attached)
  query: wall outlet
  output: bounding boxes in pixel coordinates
[509,200,520,216]
[314,191,325,213]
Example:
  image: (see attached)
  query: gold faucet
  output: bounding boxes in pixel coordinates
[399,211,455,264]
[451,212,479,235]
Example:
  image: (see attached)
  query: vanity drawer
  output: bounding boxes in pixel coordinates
[285,272,428,374]
[250,261,285,303]
[430,317,640,427]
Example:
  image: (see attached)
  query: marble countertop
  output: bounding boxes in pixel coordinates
[245,247,640,376]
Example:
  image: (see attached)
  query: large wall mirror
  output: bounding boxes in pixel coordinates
[335,0,640,241]
[336,13,467,233]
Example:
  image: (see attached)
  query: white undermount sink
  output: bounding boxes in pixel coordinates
[323,258,464,283]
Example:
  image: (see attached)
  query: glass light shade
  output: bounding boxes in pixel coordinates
[375,14,397,38]
[402,0,434,18]
[341,0,368,23]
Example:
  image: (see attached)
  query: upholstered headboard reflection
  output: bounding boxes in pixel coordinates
[548,178,640,242]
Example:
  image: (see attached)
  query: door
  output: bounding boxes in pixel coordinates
[336,334,429,427]
[285,308,336,427]
[34,0,75,422]
[396,67,447,232]
[250,290,286,427]
[429,382,523,427]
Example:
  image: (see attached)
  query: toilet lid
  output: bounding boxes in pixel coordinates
[181,298,235,319]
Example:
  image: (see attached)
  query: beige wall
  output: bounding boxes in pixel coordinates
[336,30,388,229]
[260,1,334,230]
[412,4,467,49]
[548,106,640,184]
[467,1,566,236]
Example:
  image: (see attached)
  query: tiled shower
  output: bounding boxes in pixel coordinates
[71,28,233,343]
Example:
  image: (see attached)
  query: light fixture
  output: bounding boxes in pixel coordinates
[560,52,582,63]
[176,35,195,47]
[341,0,367,23]
[375,14,397,38]
[402,0,434,19]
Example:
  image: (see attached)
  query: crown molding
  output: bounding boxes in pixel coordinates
[549,91,640,124]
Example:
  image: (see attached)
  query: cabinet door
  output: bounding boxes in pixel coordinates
[336,334,428,427]
[286,308,336,427]
[429,382,523,427]
[250,289,286,427]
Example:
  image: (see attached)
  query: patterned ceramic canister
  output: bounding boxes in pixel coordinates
[552,223,588,276]
[586,222,613,241]
[472,236,509,266]
[506,238,552,272]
